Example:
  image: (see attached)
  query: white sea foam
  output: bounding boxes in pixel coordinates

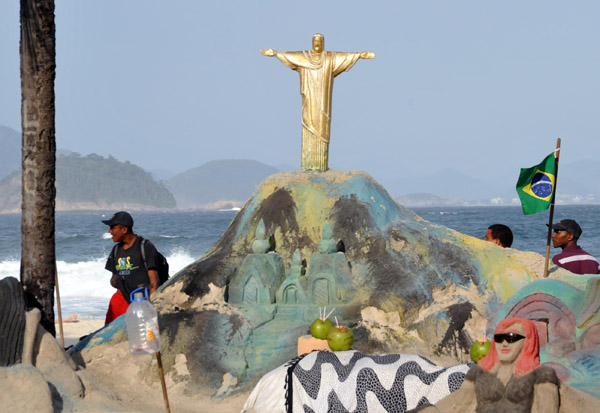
[0,260,20,281]
[1,251,196,294]
[164,249,196,273]
[0,250,197,319]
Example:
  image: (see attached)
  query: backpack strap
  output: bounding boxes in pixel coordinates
[140,237,148,270]
[111,243,119,266]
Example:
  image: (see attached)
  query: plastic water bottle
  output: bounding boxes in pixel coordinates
[125,287,161,354]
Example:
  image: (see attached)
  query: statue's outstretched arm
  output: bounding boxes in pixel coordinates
[261,49,302,71]
[360,51,375,59]
[260,48,277,57]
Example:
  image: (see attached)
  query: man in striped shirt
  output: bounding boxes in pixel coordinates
[551,219,600,274]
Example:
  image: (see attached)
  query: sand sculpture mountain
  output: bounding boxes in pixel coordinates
[71,169,554,402]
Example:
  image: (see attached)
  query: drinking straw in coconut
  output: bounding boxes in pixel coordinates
[335,316,339,328]
[325,307,336,320]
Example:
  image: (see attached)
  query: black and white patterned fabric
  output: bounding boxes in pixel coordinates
[285,350,470,413]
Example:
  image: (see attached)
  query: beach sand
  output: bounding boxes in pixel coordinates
[51,315,250,412]
[54,315,104,348]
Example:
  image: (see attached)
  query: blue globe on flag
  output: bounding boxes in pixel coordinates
[531,172,553,198]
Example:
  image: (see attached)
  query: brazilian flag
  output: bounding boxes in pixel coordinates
[516,152,556,215]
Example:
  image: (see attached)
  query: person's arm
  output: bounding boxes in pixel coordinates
[106,252,117,288]
[580,258,600,274]
[148,270,159,295]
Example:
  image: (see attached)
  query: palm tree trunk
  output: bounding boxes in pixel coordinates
[20,0,57,336]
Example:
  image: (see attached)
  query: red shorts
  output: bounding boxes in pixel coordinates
[105,290,129,325]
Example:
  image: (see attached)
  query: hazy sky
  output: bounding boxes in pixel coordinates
[1,1,599,191]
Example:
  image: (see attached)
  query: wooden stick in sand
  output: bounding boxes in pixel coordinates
[55,267,65,348]
[156,351,171,413]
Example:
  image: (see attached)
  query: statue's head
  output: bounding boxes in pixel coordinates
[478,318,541,377]
[312,33,324,54]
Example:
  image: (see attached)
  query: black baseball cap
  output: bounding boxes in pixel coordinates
[102,211,134,227]
[551,219,582,239]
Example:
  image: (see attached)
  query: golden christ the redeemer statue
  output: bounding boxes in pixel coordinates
[261,34,375,172]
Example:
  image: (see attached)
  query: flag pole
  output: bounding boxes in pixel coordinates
[543,138,561,277]
[55,265,65,348]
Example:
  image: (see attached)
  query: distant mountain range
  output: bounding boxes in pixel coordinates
[166,159,279,210]
[395,193,465,207]
[0,153,176,213]
[0,153,283,213]
[0,126,282,213]
[385,162,600,207]
[1,124,598,211]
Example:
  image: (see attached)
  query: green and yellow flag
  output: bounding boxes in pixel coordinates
[516,152,556,215]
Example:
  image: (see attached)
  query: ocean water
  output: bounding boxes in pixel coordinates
[415,204,600,257]
[0,210,238,319]
[1,205,598,320]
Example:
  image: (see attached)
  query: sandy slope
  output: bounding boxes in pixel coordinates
[53,316,250,412]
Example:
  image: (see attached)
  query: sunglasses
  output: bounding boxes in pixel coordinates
[494,332,526,343]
